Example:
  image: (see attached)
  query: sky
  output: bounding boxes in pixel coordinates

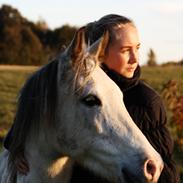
[0,0,183,65]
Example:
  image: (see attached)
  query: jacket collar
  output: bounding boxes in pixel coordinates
[101,63,141,92]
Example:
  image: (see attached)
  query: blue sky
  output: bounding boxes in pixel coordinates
[0,0,183,65]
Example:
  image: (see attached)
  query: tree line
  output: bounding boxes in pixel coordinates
[0,4,183,66]
[0,5,78,65]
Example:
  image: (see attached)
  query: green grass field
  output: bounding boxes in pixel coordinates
[141,65,183,95]
[0,66,38,141]
[0,65,183,181]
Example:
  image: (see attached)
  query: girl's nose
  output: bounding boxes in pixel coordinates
[129,50,138,64]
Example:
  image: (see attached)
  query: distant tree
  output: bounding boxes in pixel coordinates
[36,17,49,31]
[147,48,157,66]
[178,58,183,65]
[0,24,21,64]
[0,5,23,64]
[19,26,47,65]
[161,61,177,67]
[0,4,77,65]
[0,4,48,65]
[51,24,77,51]
[0,4,26,28]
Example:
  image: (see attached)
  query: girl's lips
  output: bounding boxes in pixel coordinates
[127,67,135,72]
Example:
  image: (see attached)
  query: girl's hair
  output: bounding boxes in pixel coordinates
[85,14,135,46]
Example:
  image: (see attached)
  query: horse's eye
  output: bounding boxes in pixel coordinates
[81,95,102,107]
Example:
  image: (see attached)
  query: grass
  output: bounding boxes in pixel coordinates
[0,66,38,140]
[141,65,183,94]
[0,64,183,181]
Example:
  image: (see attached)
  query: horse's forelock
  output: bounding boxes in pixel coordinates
[72,54,98,92]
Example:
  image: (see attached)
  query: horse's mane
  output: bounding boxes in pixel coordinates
[8,59,58,167]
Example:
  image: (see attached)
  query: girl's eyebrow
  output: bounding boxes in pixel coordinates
[120,43,141,49]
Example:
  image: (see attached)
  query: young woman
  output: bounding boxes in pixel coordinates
[82,14,179,183]
[4,14,179,183]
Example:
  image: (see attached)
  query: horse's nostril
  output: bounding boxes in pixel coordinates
[144,159,157,181]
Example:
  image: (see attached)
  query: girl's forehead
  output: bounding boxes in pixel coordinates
[113,23,138,37]
[111,24,140,46]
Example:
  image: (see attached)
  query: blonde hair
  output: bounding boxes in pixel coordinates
[85,14,135,47]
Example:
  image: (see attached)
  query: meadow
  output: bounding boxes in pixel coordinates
[0,65,183,181]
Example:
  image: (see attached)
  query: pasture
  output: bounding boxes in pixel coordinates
[0,64,183,181]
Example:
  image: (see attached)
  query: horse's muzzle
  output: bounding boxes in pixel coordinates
[121,158,164,183]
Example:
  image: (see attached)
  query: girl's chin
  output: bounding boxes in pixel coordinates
[123,72,134,78]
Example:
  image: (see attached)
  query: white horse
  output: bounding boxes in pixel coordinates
[0,27,163,183]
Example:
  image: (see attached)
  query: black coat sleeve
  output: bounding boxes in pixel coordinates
[141,96,180,183]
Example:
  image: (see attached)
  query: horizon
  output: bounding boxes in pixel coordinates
[0,0,183,65]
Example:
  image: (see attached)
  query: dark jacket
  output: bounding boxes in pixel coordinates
[101,64,180,183]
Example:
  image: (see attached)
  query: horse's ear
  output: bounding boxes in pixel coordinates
[88,31,109,62]
[66,27,86,61]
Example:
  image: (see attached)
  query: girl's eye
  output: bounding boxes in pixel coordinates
[121,48,132,54]
[81,95,102,107]
[137,46,140,50]
[121,49,130,53]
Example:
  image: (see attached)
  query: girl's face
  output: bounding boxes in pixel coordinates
[104,24,140,78]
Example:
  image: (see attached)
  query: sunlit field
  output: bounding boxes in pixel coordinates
[0,65,183,181]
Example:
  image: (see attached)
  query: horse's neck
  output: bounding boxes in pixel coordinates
[46,156,74,183]
[25,144,74,183]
